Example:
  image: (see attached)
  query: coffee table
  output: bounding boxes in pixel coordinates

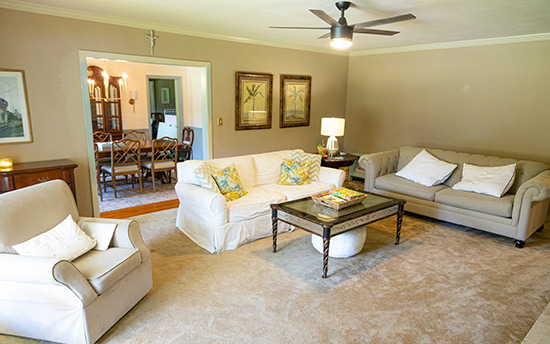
[270,192,405,278]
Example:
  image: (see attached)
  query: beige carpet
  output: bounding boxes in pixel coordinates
[3,210,550,343]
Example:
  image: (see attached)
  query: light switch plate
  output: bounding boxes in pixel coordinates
[217,118,223,126]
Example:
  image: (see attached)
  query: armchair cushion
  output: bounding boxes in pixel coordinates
[80,222,117,251]
[13,215,96,261]
[73,248,140,294]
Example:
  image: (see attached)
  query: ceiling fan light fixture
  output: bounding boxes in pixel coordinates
[330,25,353,49]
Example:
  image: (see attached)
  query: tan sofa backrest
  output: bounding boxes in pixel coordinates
[0,180,79,254]
[398,146,549,194]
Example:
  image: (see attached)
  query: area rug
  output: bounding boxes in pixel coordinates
[3,210,549,343]
[98,181,177,213]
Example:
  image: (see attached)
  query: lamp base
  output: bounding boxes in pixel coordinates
[326,136,339,157]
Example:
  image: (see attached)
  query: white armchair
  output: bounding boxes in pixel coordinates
[0,180,152,343]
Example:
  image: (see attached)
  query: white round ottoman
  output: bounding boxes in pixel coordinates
[311,227,367,258]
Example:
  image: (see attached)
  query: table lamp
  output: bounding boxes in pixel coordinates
[321,117,345,157]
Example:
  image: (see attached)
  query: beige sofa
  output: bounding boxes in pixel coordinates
[359,146,550,247]
[0,180,153,343]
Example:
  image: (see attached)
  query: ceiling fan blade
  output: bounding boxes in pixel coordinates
[317,32,331,39]
[309,9,339,26]
[353,28,400,36]
[353,13,416,29]
[269,26,330,30]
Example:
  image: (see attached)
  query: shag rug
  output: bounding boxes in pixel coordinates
[4,210,550,343]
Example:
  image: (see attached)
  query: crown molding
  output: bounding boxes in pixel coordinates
[0,0,349,57]
[350,33,550,56]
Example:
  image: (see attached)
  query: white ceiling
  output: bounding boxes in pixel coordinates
[4,0,550,53]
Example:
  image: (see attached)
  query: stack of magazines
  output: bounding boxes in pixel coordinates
[329,187,366,201]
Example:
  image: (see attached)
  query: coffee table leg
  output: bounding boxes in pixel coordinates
[272,208,278,253]
[395,203,404,245]
[322,227,330,278]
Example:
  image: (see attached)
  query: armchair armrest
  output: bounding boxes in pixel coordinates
[319,166,346,188]
[0,253,98,306]
[175,182,227,226]
[77,217,150,262]
[359,149,399,192]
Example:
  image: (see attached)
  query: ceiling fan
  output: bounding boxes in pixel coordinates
[269,1,416,49]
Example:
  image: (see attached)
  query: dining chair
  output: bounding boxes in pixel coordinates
[141,137,178,191]
[93,131,112,143]
[123,130,147,145]
[179,127,194,161]
[101,138,143,198]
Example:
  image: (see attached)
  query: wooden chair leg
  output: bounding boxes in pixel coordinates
[152,169,156,192]
[113,175,118,198]
[138,170,143,192]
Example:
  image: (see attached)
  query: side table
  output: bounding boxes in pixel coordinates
[321,154,358,181]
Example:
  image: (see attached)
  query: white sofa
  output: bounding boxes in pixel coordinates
[175,149,346,253]
[359,146,550,247]
[0,180,152,343]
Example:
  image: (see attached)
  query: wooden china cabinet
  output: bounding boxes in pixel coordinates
[87,66,123,139]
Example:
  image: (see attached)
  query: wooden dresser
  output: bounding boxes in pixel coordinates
[0,159,78,199]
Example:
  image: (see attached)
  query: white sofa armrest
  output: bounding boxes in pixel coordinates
[78,217,150,262]
[0,253,98,305]
[319,166,346,188]
[358,149,399,192]
[175,182,227,226]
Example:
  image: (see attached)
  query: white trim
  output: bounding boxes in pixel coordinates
[350,33,550,56]
[78,51,212,216]
[0,0,347,56]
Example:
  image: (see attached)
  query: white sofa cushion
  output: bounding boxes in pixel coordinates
[73,247,140,294]
[396,149,457,187]
[209,156,256,190]
[452,163,516,197]
[13,215,96,261]
[253,151,292,185]
[227,188,286,223]
[260,181,335,201]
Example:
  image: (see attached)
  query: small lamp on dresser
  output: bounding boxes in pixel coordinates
[321,117,345,157]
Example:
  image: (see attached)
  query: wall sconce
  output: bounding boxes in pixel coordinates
[0,158,13,172]
[129,90,137,113]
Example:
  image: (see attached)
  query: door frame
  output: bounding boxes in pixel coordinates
[78,50,213,216]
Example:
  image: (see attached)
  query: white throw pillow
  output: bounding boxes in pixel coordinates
[13,215,96,261]
[396,149,457,187]
[452,163,516,197]
[80,222,117,251]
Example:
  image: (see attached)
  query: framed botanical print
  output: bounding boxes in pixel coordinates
[235,71,273,130]
[0,69,33,144]
[279,74,311,128]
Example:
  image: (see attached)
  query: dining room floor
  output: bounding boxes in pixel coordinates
[98,178,178,213]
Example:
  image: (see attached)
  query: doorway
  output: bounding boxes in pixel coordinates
[79,51,212,216]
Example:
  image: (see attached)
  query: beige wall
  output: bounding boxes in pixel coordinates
[0,9,349,216]
[345,40,550,163]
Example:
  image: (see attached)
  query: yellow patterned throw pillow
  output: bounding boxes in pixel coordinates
[212,164,247,201]
[278,158,310,186]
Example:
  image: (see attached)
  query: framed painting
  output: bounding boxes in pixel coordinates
[235,71,273,130]
[160,87,170,104]
[0,69,33,144]
[279,74,311,128]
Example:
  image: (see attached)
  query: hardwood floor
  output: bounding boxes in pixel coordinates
[100,199,179,219]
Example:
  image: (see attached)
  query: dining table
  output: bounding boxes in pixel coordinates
[96,140,189,159]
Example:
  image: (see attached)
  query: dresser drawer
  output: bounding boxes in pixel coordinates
[13,170,66,188]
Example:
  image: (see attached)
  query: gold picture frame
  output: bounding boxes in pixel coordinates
[279,74,311,128]
[0,69,33,144]
[235,71,273,130]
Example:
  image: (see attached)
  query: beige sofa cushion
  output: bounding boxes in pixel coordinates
[435,188,514,218]
[375,173,446,201]
[73,247,140,294]
[397,146,549,193]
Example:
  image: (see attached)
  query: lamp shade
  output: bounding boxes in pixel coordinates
[321,117,345,137]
